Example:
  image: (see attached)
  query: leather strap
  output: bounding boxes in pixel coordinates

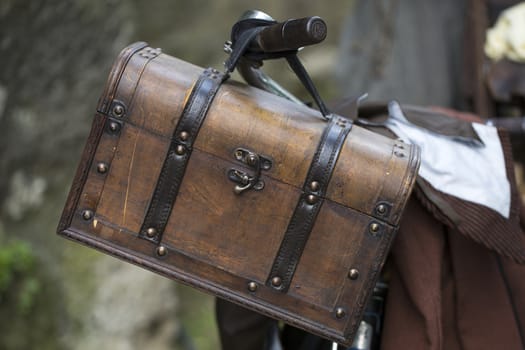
[140,68,225,244]
[267,115,353,292]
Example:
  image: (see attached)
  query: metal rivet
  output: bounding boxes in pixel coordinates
[97,162,108,174]
[369,222,380,234]
[156,246,167,257]
[348,269,359,280]
[180,131,189,141]
[376,204,387,215]
[335,307,346,319]
[306,194,318,205]
[253,181,265,191]
[82,210,93,220]
[175,145,186,155]
[146,227,157,238]
[248,281,258,292]
[109,121,120,133]
[113,104,124,117]
[310,181,320,192]
[271,276,282,287]
[246,153,258,166]
[234,150,243,160]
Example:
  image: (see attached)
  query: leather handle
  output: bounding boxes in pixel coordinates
[255,16,327,53]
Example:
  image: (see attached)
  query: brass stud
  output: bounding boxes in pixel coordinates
[146,227,157,238]
[156,246,167,257]
[82,210,94,221]
[335,307,346,319]
[348,269,359,280]
[369,222,380,234]
[113,104,124,117]
[175,145,186,155]
[109,121,120,133]
[310,181,320,192]
[246,153,258,166]
[271,276,282,287]
[97,162,108,174]
[180,131,189,141]
[376,204,387,215]
[306,194,318,205]
[248,281,258,292]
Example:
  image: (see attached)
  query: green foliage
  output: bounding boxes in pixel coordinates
[0,239,41,314]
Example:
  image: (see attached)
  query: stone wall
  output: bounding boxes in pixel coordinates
[0,1,179,349]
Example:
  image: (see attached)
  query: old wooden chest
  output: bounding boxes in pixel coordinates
[58,42,420,346]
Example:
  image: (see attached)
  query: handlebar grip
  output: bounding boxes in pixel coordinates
[255,16,327,53]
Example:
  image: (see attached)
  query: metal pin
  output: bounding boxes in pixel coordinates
[113,104,124,117]
[306,194,318,205]
[156,246,167,257]
[175,145,186,155]
[146,227,157,238]
[109,121,120,133]
[96,162,108,174]
[310,181,320,192]
[348,268,359,280]
[246,153,258,166]
[248,281,258,292]
[82,210,93,220]
[180,131,189,141]
[369,222,380,234]
[376,204,387,214]
[235,150,244,160]
[271,276,282,287]
[335,307,346,319]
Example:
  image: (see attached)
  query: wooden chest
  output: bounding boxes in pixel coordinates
[57,42,420,346]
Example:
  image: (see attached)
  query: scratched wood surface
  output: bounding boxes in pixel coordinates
[58,43,420,346]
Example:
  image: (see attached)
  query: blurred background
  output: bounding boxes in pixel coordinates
[1,0,523,349]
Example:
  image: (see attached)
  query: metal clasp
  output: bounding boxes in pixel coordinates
[228,148,272,195]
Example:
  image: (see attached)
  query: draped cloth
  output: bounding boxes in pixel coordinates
[381,109,525,350]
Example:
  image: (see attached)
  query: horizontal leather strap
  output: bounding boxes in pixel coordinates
[267,115,353,292]
[140,68,225,244]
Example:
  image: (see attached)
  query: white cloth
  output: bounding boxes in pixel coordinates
[385,102,511,218]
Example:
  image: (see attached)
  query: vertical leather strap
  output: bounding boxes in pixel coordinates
[140,68,225,244]
[267,115,353,292]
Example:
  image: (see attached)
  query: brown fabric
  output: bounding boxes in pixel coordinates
[410,129,525,264]
[383,197,525,349]
[382,124,525,349]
